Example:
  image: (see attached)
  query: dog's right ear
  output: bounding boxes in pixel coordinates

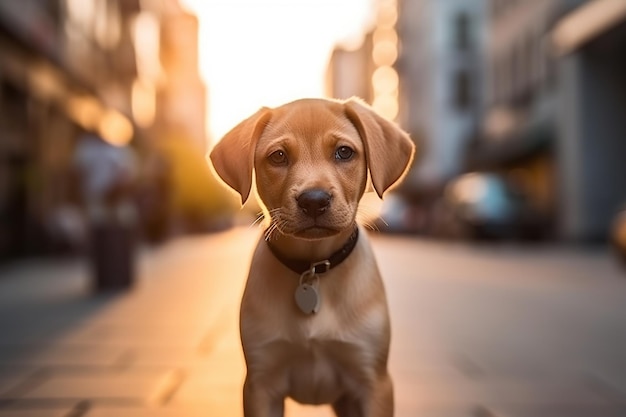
[209,107,271,204]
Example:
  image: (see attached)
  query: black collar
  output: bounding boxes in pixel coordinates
[266,227,359,275]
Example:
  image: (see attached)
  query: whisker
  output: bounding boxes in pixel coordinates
[361,220,380,232]
[250,211,266,228]
[356,201,386,232]
[266,225,280,241]
[264,210,286,241]
[263,221,276,241]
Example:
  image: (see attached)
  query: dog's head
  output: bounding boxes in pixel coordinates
[210,98,414,239]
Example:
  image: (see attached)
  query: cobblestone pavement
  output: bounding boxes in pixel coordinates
[0,227,625,416]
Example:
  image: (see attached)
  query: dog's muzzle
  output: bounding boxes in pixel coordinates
[296,189,332,219]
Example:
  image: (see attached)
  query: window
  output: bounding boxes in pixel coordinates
[453,70,472,110]
[454,12,471,51]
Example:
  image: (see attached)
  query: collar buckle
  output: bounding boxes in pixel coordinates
[310,260,331,275]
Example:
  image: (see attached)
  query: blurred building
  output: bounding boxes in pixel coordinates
[137,1,225,236]
[466,0,626,241]
[325,3,408,229]
[325,33,375,103]
[0,0,209,261]
[464,0,564,240]
[367,0,488,235]
[396,0,487,193]
[140,0,207,152]
[552,0,626,241]
[0,0,139,260]
[326,0,403,125]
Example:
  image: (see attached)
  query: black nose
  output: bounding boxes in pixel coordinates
[297,189,332,218]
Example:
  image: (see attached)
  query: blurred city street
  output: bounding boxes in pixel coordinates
[2,0,626,415]
[0,227,625,417]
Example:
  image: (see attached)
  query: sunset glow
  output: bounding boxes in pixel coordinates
[179,0,375,143]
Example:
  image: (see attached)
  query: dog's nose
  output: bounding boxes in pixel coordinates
[297,189,332,218]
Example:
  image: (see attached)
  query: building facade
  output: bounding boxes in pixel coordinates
[156,2,207,152]
[552,0,626,240]
[465,0,566,239]
[325,32,375,104]
[0,0,140,260]
[0,0,210,260]
[470,0,626,241]
[396,0,487,192]
[325,0,401,124]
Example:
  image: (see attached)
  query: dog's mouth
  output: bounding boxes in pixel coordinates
[293,225,340,240]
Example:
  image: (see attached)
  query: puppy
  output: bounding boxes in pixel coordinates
[210,98,414,416]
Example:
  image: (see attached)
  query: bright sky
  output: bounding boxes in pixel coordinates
[179,0,375,144]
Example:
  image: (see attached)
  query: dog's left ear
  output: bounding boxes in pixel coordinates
[209,107,272,204]
[344,99,415,198]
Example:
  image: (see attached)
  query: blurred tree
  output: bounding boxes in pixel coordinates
[156,130,238,232]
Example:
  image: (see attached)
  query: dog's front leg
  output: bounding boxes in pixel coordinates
[362,372,394,417]
[243,377,285,417]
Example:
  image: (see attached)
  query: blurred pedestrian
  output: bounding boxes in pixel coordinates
[73,133,138,291]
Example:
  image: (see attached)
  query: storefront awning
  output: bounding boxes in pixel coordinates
[552,0,626,56]
[465,98,556,171]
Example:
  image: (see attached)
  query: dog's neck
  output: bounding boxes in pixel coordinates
[266,226,358,265]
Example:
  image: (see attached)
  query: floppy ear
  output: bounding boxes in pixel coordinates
[209,107,271,204]
[344,99,415,198]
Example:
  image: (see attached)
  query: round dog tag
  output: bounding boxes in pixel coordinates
[294,283,320,314]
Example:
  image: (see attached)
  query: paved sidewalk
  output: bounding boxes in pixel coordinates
[0,228,257,417]
[0,227,626,416]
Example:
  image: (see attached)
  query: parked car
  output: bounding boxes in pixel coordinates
[445,172,547,240]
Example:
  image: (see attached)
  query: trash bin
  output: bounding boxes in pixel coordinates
[90,221,136,291]
[72,133,139,292]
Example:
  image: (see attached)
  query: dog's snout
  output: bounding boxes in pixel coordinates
[297,189,332,218]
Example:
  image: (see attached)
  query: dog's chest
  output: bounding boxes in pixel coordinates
[279,307,383,403]
[283,318,373,401]
[284,339,346,404]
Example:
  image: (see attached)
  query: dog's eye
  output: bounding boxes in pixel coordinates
[268,150,288,165]
[335,146,354,161]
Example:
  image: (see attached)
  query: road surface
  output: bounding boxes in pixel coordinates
[0,227,625,416]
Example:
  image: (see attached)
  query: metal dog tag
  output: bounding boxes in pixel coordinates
[294,283,320,314]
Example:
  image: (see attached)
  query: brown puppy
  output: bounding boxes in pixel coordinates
[210,98,414,416]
